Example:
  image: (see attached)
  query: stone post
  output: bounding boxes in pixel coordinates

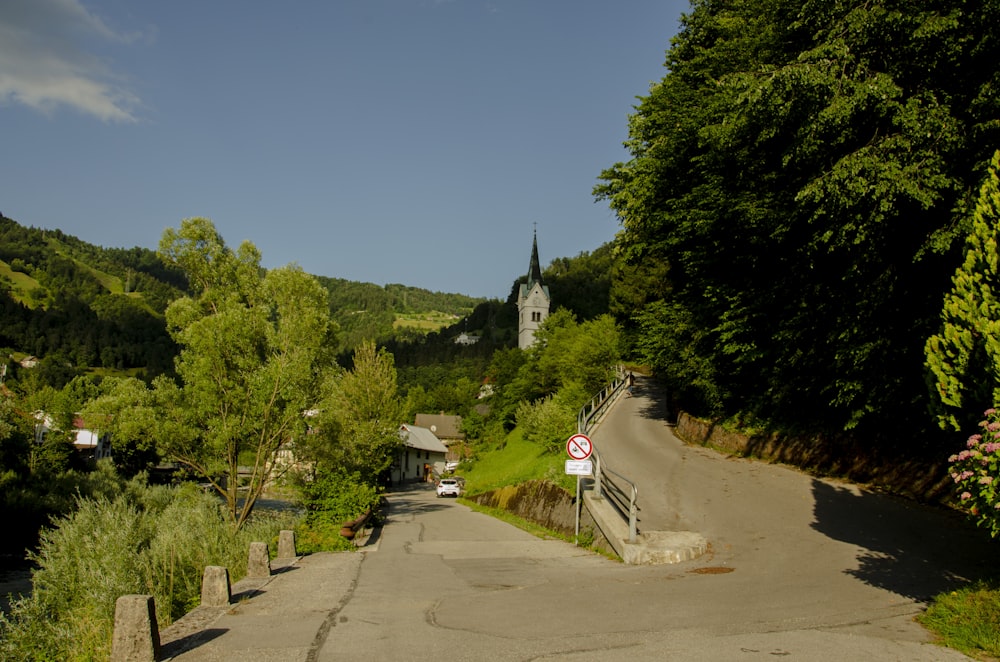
[110,594,159,662]
[277,529,296,559]
[247,541,271,578]
[200,565,231,607]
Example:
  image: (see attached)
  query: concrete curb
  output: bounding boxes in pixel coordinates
[584,488,706,565]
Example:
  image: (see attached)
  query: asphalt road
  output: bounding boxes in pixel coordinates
[165,376,1000,661]
[318,378,1000,661]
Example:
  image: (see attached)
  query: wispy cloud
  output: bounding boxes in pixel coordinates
[0,0,143,122]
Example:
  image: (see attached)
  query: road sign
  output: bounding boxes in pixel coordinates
[565,460,593,476]
[566,433,593,460]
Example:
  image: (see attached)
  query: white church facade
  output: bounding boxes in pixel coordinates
[517,231,551,349]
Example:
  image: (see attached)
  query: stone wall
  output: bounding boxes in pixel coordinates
[467,480,613,553]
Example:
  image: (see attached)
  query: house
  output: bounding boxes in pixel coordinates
[33,412,112,461]
[454,332,480,346]
[413,413,466,462]
[392,424,448,484]
[71,416,112,461]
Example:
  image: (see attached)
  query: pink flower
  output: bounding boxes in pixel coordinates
[961,491,973,500]
[980,476,995,486]
[968,434,983,447]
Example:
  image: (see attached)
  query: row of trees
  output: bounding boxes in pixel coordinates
[596,0,1000,446]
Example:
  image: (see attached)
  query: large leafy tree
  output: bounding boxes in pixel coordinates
[85,218,339,529]
[303,340,403,484]
[597,0,1000,436]
[926,150,1000,431]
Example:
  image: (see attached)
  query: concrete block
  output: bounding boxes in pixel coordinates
[277,529,296,558]
[247,541,271,578]
[110,594,160,662]
[200,565,231,607]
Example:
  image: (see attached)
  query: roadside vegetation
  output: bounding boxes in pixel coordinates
[0,464,299,661]
[457,427,575,496]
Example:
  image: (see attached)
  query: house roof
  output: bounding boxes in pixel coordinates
[398,424,448,454]
[413,413,464,440]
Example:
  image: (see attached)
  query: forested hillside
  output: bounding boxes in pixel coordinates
[0,215,184,378]
[0,215,492,388]
[596,0,1000,447]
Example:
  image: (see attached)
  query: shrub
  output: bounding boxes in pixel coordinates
[949,408,1000,537]
[0,481,299,661]
[295,471,381,553]
[515,393,577,454]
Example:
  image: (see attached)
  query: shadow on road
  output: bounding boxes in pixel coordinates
[810,479,1000,601]
[383,483,454,517]
[631,376,675,424]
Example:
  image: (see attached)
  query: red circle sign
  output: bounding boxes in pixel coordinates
[566,433,593,460]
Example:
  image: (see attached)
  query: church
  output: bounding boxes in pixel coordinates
[517,231,551,349]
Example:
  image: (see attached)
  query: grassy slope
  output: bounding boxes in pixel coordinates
[459,427,575,495]
[0,260,43,306]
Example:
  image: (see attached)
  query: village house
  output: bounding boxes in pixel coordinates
[33,412,112,462]
[392,423,448,484]
[413,412,466,462]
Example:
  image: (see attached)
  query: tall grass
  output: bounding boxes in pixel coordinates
[0,481,299,661]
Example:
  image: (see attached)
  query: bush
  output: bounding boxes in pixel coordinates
[295,471,381,553]
[949,408,1000,537]
[515,393,577,454]
[0,481,299,661]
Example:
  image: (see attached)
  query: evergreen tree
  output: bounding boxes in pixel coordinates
[926,150,1000,430]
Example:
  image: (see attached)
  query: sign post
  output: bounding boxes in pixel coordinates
[565,433,593,545]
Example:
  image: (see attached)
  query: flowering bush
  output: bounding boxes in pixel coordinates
[949,408,1000,537]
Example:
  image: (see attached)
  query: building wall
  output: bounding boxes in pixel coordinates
[518,282,549,349]
[392,448,446,484]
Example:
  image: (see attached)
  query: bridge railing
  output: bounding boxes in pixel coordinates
[578,367,639,543]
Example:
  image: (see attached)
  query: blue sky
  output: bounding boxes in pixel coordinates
[0,0,689,299]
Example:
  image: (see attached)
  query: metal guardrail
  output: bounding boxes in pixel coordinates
[578,367,639,543]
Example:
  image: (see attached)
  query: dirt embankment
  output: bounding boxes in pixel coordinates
[674,412,957,504]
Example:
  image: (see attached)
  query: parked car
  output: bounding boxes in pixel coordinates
[445,460,460,473]
[436,477,463,498]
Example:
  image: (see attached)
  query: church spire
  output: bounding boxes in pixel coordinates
[527,229,543,289]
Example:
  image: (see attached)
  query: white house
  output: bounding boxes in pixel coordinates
[392,424,448,484]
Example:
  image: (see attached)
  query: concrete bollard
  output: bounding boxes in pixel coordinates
[277,529,296,559]
[247,541,271,578]
[110,594,160,662]
[200,565,231,607]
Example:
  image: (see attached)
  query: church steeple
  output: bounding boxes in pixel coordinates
[517,228,551,349]
[527,230,544,290]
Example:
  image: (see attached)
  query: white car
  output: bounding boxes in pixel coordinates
[436,478,462,498]
[445,460,460,473]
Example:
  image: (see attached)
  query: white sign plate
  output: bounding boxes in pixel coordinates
[565,459,593,476]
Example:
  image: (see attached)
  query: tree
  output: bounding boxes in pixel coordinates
[86,218,339,530]
[305,340,403,484]
[926,150,1000,430]
[596,0,1000,436]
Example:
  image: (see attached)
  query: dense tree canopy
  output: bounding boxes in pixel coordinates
[597,0,1000,438]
